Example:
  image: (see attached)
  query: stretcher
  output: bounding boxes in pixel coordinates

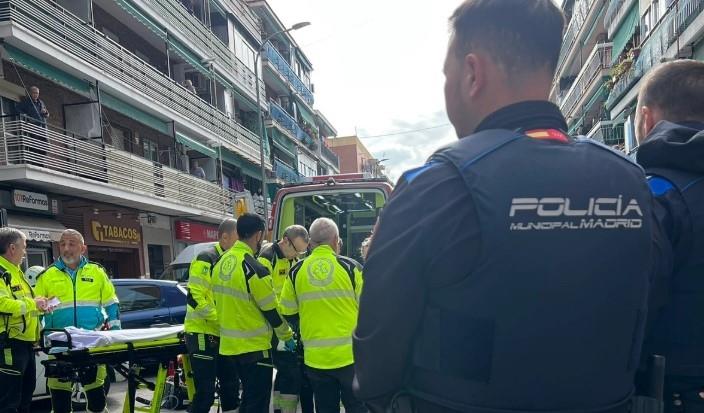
[39,326,195,413]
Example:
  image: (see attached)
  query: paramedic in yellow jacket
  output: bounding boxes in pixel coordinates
[0,227,50,413]
[35,229,119,413]
[184,218,240,413]
[279,218,366,413]
[213,213,295,413]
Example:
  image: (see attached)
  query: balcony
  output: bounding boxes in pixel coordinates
[0,119,234,218]
[269,101,313,144]
[0,0,267,168]
[219,0,261,42]
[555,0,599,75]
[126,0,264,105]
[605,0,637,38]
[273,158,302,184]
[263,42,314,106]
[606,0,704,109]
[320,144,339,170]
[586,120,624,145]
[560,43,613,119]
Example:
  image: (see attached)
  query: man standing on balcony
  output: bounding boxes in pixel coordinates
[15,86,49,166]
[353,0,668,411]
[634,59,704,413]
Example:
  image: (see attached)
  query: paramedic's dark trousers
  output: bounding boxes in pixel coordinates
[185,333,240,413]
[0,339,35,413]
[306,364,367,413]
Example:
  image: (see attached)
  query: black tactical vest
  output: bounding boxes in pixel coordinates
[408,129,655,413]
[646,167,704,377]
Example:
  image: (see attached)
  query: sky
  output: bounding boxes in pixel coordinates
[267,0,466,181]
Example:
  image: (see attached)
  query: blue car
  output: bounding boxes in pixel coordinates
[113,279,187,329]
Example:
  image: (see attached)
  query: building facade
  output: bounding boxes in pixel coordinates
[0,0,338,277]
[326,135,386,178]
[552,0,704,151]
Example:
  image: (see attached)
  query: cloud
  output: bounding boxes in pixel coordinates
[358,110,455,182]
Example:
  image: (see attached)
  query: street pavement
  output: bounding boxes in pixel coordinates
[32,373,312,412]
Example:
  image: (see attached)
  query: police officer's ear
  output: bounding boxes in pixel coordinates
[635,105,659,144]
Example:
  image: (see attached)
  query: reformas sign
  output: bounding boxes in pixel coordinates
[12,190,49,211]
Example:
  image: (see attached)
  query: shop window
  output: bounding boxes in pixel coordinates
[116,284,161,312]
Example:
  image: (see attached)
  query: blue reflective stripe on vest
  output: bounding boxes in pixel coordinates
[401,162,437,184]
[648,176,676,196]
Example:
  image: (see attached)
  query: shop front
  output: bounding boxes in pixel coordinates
[83,212,144,278]
[0,188,65,270]
[173,220,219,256]
[140,213,173,278]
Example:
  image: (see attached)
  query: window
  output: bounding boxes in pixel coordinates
[235,32,256,74]
[641,8,652,37]
[116,285,162,312]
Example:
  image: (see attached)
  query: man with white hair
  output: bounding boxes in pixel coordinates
[35,229,119,413]
[279,218,366,413]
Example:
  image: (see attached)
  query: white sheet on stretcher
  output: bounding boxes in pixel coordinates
[47,325,184,350]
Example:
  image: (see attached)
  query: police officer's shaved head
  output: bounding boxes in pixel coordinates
[218,218,238,250]
[635,60,704,143]
[218,218,237,237]
[283,225,309,243]
[444,0,565,138]
[449,0,564,77]
[309,218,339,249]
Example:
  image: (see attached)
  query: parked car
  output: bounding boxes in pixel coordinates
[113,279,187,328]
[157,242,216,283]
[33,278,187,407]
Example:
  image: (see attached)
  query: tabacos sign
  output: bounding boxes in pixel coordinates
[90,220,141,245]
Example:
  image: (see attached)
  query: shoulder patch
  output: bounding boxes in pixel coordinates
[195,247,219,265]
[337,255,362,272]
[289,260,304,284]
[257,244,276,266]
[647,176,676,196]
[87,261,108,274]
[243,254,270,279]
[401,162,438,185]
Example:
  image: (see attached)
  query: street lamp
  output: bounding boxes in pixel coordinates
[254,21,311,224]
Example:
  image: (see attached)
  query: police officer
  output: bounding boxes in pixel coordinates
[184,218,239,413]
[212,213,295,413]
[0,228,49,413]
[353,1,666,412]
[279,218,366,413]
[35,229,120,413]
[257,225,310,413]
[634,60,704,412]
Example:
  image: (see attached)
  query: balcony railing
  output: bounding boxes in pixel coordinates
[560,43,613,118]
[320,144,339,169]
[273,158,302,183]
[220,0,261,42]
[0,0,263,165]
[556,0,599,74]
[607,0,704,108]
[263,43,314,106]
[136,0,264,103]
[0,119,234,215]
[269,101,313,144]
[605,0,637,38]
[587,120,625,145]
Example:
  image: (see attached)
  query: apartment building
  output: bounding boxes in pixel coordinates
[552,0,704,150]
[0,0,339,277]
